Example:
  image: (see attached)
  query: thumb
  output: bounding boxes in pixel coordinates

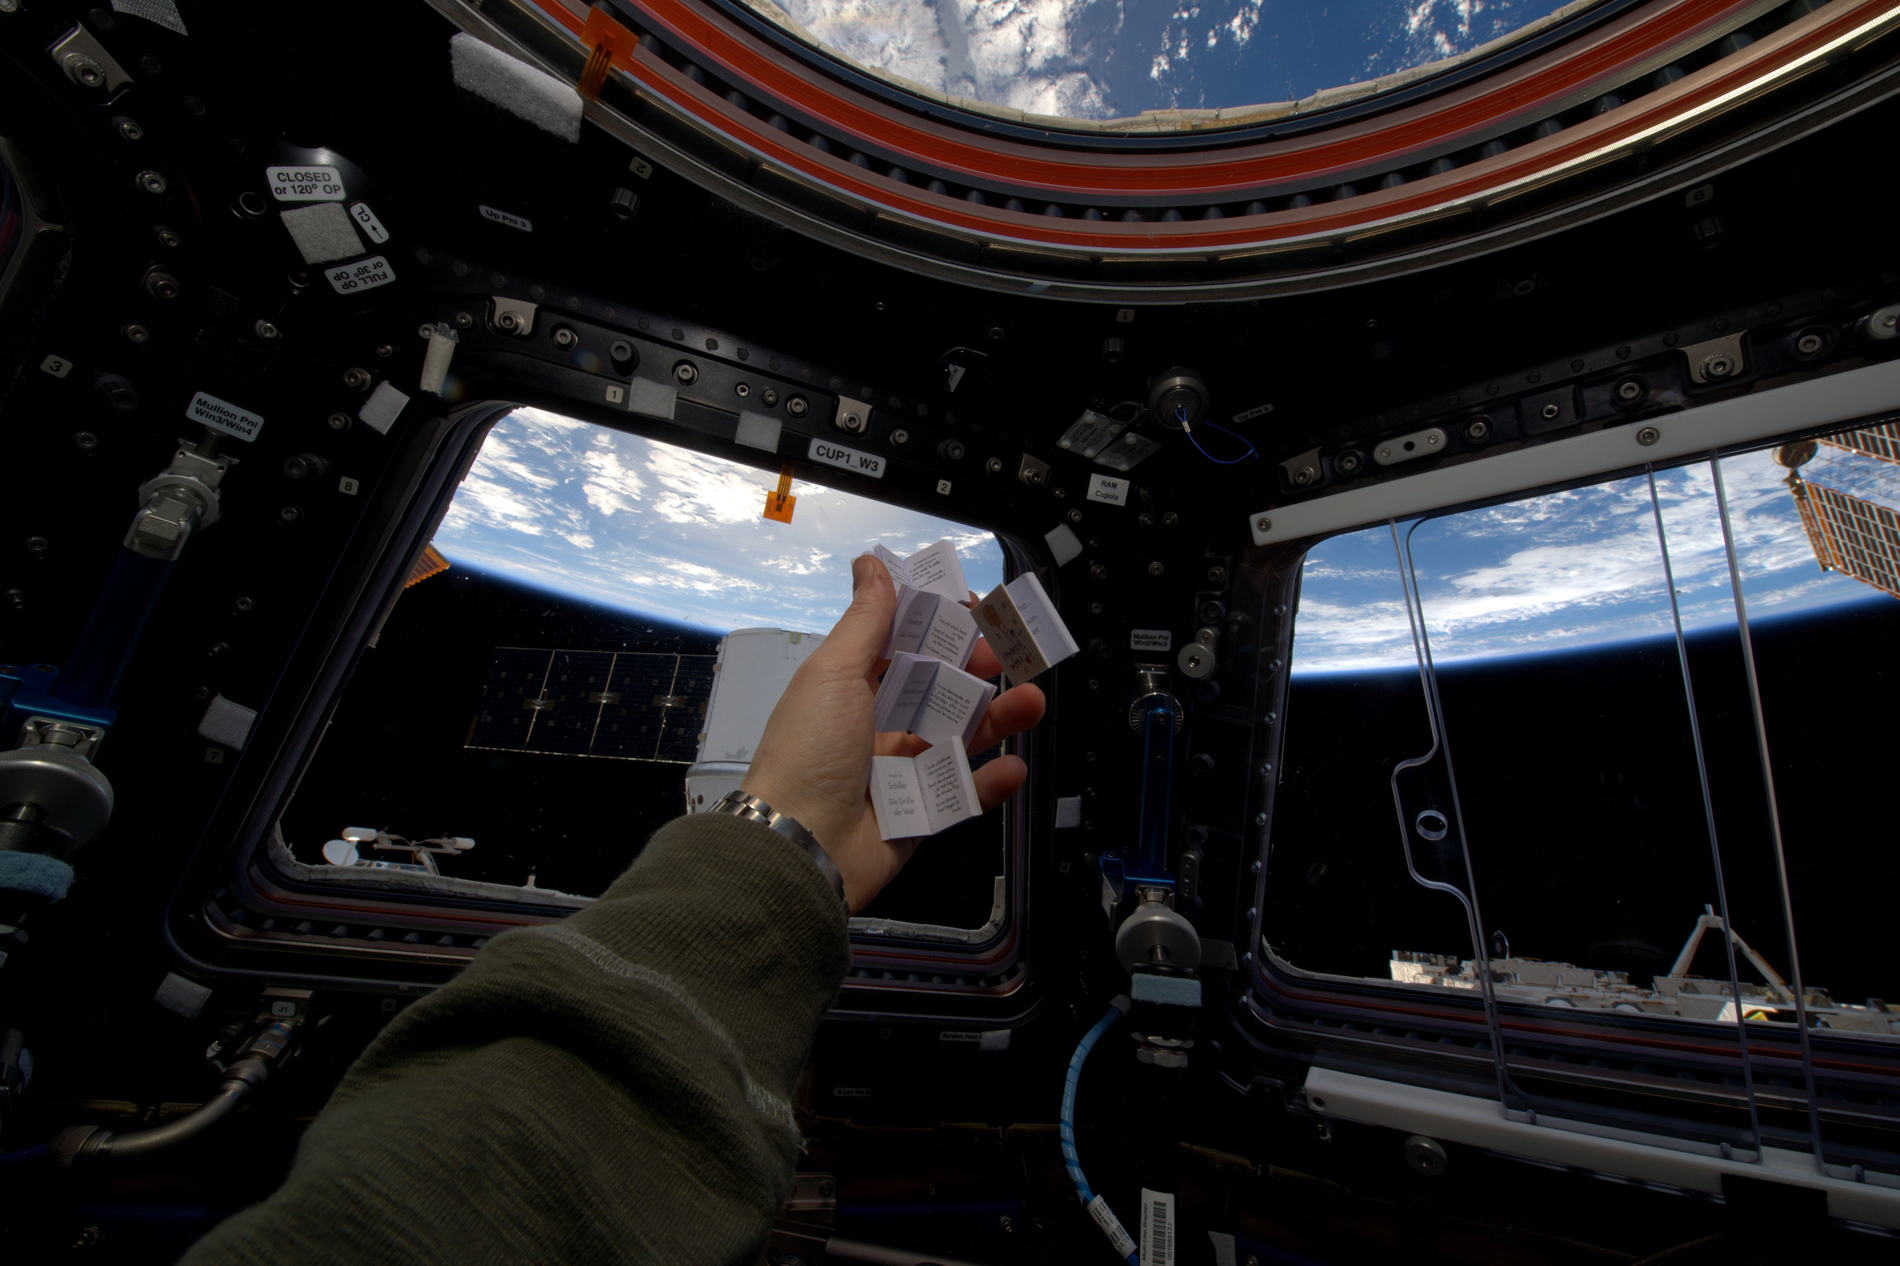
[815,555,897,674]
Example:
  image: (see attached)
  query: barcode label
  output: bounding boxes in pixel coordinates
[1141,1188,1175,1266]
[1088,1195,1137,1259]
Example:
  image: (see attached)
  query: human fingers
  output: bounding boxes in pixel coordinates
[965,637,1003,681]
[803,555,894,683]
[964,682,1046,753]
[972,754,1028,812]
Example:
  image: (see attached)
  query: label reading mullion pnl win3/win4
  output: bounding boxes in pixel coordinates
[325,256,395,295]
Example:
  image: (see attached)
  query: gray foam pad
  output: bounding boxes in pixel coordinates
[450,32,582,143]
[280,202,363,265]
[0,852,75,901]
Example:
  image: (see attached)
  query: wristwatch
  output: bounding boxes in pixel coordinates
[708,790,847,909]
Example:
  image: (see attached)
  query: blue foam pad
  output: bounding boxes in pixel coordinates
[0,851,74,901]
[1131,972,1202,1008]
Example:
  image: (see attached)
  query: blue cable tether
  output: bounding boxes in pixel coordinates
[1061,996,1139,1264]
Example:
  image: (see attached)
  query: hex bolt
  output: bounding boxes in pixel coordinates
[551,326,579,350]
[1147,561,1164,577]
[122,323,149,343]
[136,170,168,195]
[985,457,1003,474]
[1614,378,1644,403]
[1637,426,1661,446]
[674,361,699,385]
[279,506,302,522]
[254,319,280,341]
[144,269,181,299]
[65,53,107,88]
[327,412,351,431]
[342,367,372,391]
[1255,516,1272,533]
[1702,353,1736,379]
[786,395,809,418]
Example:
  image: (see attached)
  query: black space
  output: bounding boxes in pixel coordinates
[280,564,1005,927]
[1267,594,1900,1005]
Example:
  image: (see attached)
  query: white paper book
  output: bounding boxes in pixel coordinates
[873,652,996,749]
[973,571,1080,687]
[870,734,982,841]
[868,539,970,603]
[879,585,978,668]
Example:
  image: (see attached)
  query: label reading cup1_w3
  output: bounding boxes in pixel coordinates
[326,256,395,295]
[186,391,264,442]
[1087,473,1130,505]
[349,201,390,243]
[808,438,885,479]
[479,205,533,233]
[266,165,345,202]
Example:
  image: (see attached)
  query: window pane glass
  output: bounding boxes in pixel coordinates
[275,410,1007,927]
[1267,522,1476,981]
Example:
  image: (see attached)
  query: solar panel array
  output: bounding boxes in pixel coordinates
[465,648,717,763]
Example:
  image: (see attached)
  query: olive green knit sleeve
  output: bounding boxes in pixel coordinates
[183,812,850,1266]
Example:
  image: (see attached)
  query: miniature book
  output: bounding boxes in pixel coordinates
[870,735,981,841]
[873,652,996,749]
[869,539,969,603]
[972,571,1080,687]
[880,585,978,668]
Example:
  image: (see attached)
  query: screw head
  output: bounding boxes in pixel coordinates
[327,412,351,431]
[1796,332,1824,356]
[1024,467,1045,486]
[1147,561,1164,577]
[762,388,778,406]
[552,326,579,350]
[234,596,254,612]
[1463,418,1492,443]
[985,457,1003,474]
[496,310,521,333]
[1703,353,1736,379]
[1615,378,1644,403]
[144,270,181,299]
[122,323,149,343]
[64,53,107,89]
[115,117,144,141]
[376,343,394,358]
[674,362,699,385]
[1255,516,1272,533]
[1089,562,1108,581]
[74,431,98,450]
[735,382,751,398]
[342,367,371,391]
[418,322,437,339]
[1637,426,1661,446]
[155,227,181,248]
[889,427,909,446]
[1291,464,1316,486]
[254,319,280,341]
[786,395,809,418]
[1337,450,1364,474]
[1162,511,1178,527]
[454,312,473,329]
[1067,508,1083,524]
[137,170,167,195]
[279,506,302,522]
[1541,402,1561,420]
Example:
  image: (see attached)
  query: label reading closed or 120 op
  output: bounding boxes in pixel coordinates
[326,256,395,295]
[808,438,885,479]
[1087,474,1129,505]
[1130,629,1172,652]
[186,391,264,442]
[349,201,390,243]
[266,165,344,201]
[479,205,533,233]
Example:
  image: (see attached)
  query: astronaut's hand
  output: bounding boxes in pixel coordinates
[740,554,1045,914]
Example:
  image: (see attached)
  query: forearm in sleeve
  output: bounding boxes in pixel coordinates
[183,812,851,1266]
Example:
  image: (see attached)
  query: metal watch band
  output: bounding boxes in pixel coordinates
[709,790,847,908]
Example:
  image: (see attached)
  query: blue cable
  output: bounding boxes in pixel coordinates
[0,1144,47,1168]
[1061,997,1139,1265]
[1178,406,1258,465]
